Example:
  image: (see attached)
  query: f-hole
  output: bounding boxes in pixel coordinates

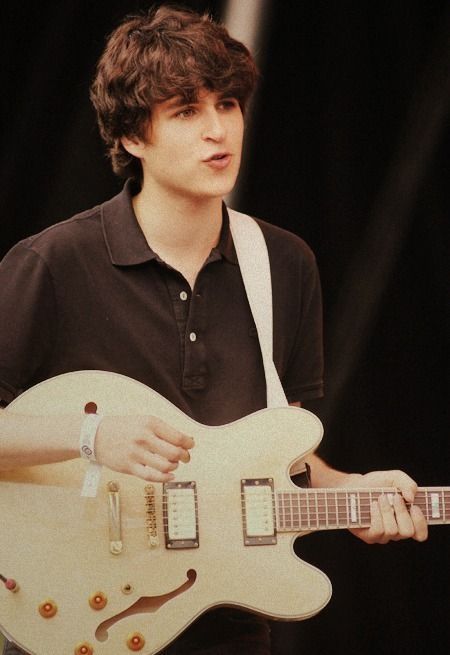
[95,569,197,642]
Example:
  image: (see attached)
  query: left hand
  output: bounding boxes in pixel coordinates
[342,469,428,544]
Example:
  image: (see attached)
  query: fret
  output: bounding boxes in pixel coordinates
[361,492,371,526]
[335,491,339,528]
[277,493,283,530]
[329,491,338,526]
[313,490,318,528]
[357,491,362,527]
[442,489,446,523]
[282,492,287,529]
[285,492,292,530]
[430,492,440,519]
[349,493,356,524]
[300,493,304,530]
[306,490,311,529]
[289,494,295,526]
[343,494,352,526]
[285,492,292,528]
[314,490,319,528]
[318,491,325,528]
[296,492,301,530]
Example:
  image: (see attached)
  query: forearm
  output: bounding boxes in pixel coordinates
[0,410,81,469]
[306,452,362,488]
[0,410,195,482]
[304,452,428,543]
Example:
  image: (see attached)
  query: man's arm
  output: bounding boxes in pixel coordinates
[306,452,428,543]
[0,410,194,482]
[289,402,428,544]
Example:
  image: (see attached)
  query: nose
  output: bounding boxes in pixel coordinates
[201,109,226,142]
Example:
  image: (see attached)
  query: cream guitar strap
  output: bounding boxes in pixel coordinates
[228,208,288,409]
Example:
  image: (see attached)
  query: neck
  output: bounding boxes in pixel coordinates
[133,181,223,254]
[276,486,450,532]
[132,181,224,288]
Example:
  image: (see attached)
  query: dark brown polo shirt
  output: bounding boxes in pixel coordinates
[0,180,324,653]
[0,180,323,420]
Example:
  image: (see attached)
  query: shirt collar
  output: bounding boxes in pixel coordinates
[102,179,238,266]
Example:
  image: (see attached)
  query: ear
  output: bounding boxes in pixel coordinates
[120,135,146,158]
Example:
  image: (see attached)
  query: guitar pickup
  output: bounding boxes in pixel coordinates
[242,478,277,546]
[164,481,199,549]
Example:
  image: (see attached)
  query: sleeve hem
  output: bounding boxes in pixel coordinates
[285,383,324,403]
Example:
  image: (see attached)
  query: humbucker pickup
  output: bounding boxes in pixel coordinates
[241,478,277,545]
[163,481,199,549]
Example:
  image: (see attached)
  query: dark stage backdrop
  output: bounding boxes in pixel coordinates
[1,1,448,654]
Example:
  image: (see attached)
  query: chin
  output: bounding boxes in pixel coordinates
[205,177,238,199]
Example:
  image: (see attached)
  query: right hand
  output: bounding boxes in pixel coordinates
[94,415,195,482]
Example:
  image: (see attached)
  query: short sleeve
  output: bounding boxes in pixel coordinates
[0,242,57,403]
[281,249,324,403]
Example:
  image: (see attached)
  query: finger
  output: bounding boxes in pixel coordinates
[150,417,195,450]
[131,462,176,483]
[143,434,191,464]
[139,450,180,474]
[388,471,417,504]
[355,500,386,544]
[377,494,400,541]
[410,504,428,542]
[391,493,415,539]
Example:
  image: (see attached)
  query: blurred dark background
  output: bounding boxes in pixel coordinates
[1,1,448,654]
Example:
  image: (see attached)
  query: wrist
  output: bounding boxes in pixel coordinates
[79,414,103,462]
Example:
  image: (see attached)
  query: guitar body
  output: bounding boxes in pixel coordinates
[0,371,330,655]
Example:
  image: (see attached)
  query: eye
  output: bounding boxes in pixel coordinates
[218,98,239,111]
[175,107,196,119]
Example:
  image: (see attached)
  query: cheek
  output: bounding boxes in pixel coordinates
[231,116,245,146]
[158,133,195,165]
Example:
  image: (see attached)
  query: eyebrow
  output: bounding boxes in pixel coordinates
[162,96,192,111]
[161,91,237,112]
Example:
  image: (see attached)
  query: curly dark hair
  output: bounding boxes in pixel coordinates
[90,5,258,180]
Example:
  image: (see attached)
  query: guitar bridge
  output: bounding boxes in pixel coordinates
[163,481,199,549]
[241,478,277,546]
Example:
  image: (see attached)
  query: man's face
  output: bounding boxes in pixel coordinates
[126,89,244,201]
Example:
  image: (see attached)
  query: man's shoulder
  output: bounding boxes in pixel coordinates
[252,215,317,268]
[0,201,106,278]
[20,203,103,259]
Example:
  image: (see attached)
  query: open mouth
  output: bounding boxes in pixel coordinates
[203,153,232,170]
[205,152,230,162]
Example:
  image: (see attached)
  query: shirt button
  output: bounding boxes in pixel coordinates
[180,291,188,301]
[189,332,197,342]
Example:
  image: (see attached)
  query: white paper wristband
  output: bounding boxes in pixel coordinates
[79,413,103,462]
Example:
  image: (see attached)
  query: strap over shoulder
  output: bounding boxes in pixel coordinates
[227,208,288,408]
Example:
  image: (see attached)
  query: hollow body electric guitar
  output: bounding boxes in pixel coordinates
[0,371,448,655]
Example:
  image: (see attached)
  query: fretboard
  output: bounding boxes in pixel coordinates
[276,487,450,532]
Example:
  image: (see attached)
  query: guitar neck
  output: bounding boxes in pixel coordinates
[276,487,450,532]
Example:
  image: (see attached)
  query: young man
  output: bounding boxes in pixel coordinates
[0,6,427,655]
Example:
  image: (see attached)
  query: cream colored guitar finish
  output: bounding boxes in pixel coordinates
[0,371,448,655]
